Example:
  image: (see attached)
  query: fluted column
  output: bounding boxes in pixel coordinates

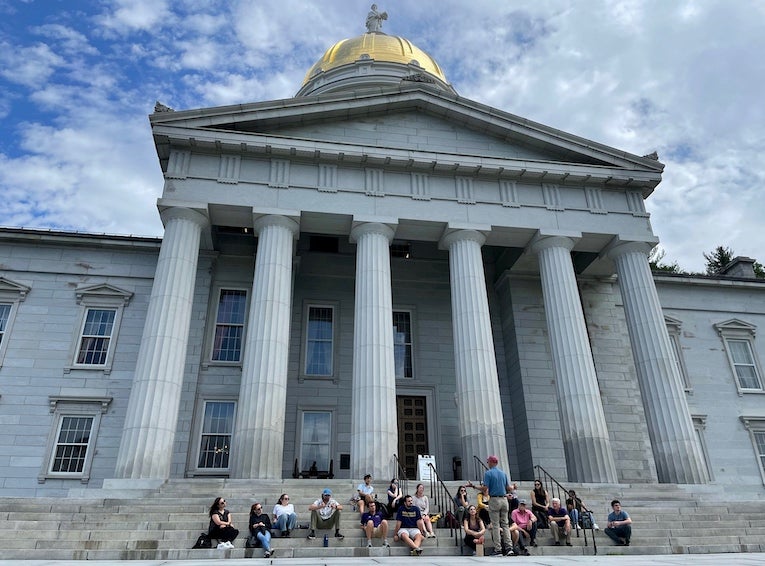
[230,214,299,479]
[442,229,509,468]
[608,241,707,483]
[350,222,398,479]
[530,235,618,483]
[115,207,207,479]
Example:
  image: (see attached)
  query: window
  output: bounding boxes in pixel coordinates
[300,410,332,472]
[0,277,30,368]
[305,305,334,376]
[197,401,236,470]
[211,289,247,362]
[68,284,132,373]
[40,396,111,483]
[715,319,764,393]
[393,310,413,378]
[741,417,765,485]
[76,308,116,365]
[665,316,691,391]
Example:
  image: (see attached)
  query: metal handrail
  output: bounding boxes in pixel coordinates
[472,455,488,481]
[392,454,409,500]
[426,462,461,550]
[533,464,597,554]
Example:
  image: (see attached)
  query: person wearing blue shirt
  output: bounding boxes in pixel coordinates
[605,500,632,546]
[481,455,514,556]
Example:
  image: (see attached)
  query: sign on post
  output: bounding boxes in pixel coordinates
[417,454,436,481]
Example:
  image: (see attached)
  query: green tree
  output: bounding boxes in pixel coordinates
[649,246,680,273]
[703,245,734,275]
[754,261,765,279]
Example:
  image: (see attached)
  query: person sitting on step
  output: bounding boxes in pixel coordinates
[272,493,297,537]
[548,497,572,546]
[307,488,345,540]
[361,500,390,547]
[412,483,436,538]
[248,502,274,558]
[208,497,239,549]
[356,473,375,514]
[604,499,632,546]
[462,505,486,556]
[395,494,425,556]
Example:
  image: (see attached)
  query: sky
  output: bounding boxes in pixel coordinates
[1,0,764,273]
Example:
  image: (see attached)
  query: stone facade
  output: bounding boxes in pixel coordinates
[1,27,764,497]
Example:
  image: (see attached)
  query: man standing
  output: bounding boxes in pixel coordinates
[482,454,514,556]
[307,488,345,541]
[605,499,632,546]
[510,499,537,554]
[357,473,375,514]
[548,498,572,546]
[361,500,390,548]
[395,494,425,556]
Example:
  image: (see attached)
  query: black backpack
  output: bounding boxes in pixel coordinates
[192,532,212,549]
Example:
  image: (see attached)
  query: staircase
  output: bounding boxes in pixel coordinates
[1,479,764,560]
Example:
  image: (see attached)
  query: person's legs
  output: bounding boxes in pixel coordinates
[497,498,513,554]
[550,521,561,543]
[257,531,271,552]
[529,521,538,545]
[487,497,502,553]
[399,530,417,550]
[564,521,572,544]
[463,534,477,551]
[309,510,320,531]
[604,527,622,544]
[569,509,580,529]
[287,513,298,531]
[620,525,632,544]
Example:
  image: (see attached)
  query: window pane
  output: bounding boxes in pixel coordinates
[0,302,11,347]
[306,307,333,375]
[198,401,235,469]
[52,416,93,473]
[301,412,331,471]
[729,339,761,389]
[393,311,413,378]
[76,309,115,365]
[212,290,246,361]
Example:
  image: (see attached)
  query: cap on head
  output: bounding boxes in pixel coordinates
[486,455,499,465]
[322,488,332,495]
[519,499,527,505]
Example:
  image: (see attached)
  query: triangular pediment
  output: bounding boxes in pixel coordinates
[75,283,133,305]
[0,277,31,301]
[150,85,664,192]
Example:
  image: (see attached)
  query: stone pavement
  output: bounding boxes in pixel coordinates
[3,554,765,566]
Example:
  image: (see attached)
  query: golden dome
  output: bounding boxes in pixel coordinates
[302,32,448,86]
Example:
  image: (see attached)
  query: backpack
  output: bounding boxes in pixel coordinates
[192,532,212,549]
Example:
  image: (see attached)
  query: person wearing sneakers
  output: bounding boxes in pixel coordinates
[510,499,537,554]
[248,502,274,558]
[395,494,425,556]
[548,498,572,546]
[307,488,345,541]
[482,454,514,556]
[361,500,390,548]
[412,483,436,538]
[208,497,239,549]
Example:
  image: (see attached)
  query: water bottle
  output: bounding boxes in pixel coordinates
[323,534,329,547]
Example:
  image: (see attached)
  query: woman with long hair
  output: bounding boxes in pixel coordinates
[530,480,549,529]
[208,497,239,548]
[386,478,402,516]
[462,505,486,555]
[272,493,298,537]
[412,483,436,538]
[249,502,273,558]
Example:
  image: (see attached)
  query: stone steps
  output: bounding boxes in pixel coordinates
[2,479,765,560]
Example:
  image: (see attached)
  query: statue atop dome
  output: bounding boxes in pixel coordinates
[365,4,387,33]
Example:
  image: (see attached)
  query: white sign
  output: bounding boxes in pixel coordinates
[417,454,436,481]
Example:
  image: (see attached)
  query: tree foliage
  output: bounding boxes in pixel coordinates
[649,246,680,273]
[703,245,734,275]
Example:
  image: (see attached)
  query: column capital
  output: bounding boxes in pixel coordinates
[350,221,396,244]
[253,213,300,237]
[159,206,209,229]
[528,231,579,254]
[440,228,486,249]
[603,237,658,260]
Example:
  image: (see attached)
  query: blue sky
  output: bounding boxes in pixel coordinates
[1,0,764,272]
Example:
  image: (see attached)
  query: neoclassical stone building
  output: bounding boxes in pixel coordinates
[1,16,764,496]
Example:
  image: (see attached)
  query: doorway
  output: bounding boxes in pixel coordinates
[396,395,429,479]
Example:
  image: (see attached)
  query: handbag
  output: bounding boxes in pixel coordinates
[192,532,212,549]
[246,533,260,548]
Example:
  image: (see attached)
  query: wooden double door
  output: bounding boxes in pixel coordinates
[396,395,429,479]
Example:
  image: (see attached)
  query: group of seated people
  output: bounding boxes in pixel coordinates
[205,478,631,558]
[454,481,630,555]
